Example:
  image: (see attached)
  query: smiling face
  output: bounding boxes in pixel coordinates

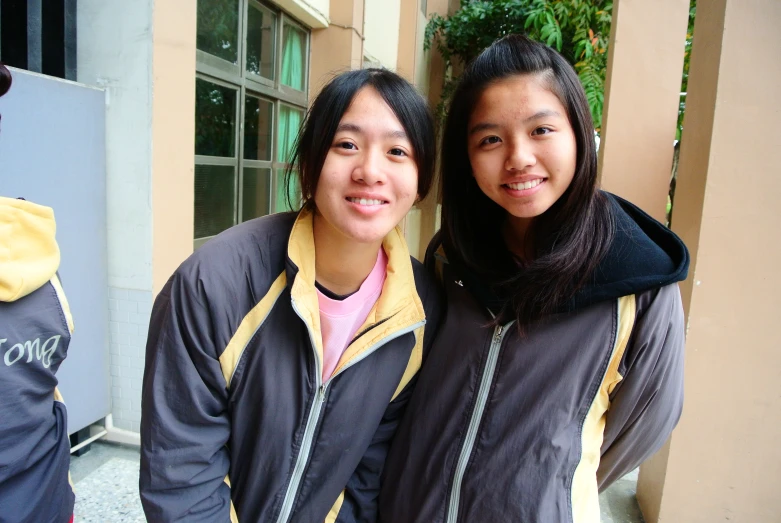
[467,73,577,236]
[313,86,419,247]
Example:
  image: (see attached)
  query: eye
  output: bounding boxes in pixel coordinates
[479,136,501,146]
[335,141,357,150]
[531,126,553,136]
[388,147,407,157]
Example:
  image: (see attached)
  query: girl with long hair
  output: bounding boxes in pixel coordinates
[380,35,689,522]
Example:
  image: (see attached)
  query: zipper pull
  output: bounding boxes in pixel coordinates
[319,384,326,402]
[494,326,503,341]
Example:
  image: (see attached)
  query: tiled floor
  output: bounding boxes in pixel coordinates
[70,441,644,522]
[71,442,145,522]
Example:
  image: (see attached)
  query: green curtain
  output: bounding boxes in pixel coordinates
[275,26,305,212]
[276,106,302,211]
[280,25,305,90]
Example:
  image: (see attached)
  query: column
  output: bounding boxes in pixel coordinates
[641,1,781,521]
[598,0,690,222]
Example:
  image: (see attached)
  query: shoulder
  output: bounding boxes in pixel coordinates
[633,283,684,328]
[166,212,297,307]
[619,283,685,374]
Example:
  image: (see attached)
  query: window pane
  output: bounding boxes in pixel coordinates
[277,104,304,163]
[281,24,306,91]
[197,0,239,64]
[274,169,301,213]
[242,168,272,221]
[196,78,237,157]
[246,3,276,80]
[244,95,273,161]
[195,164,236,238]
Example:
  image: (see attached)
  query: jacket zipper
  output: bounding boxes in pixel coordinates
[275,299,425,523]
[446,321,513,523]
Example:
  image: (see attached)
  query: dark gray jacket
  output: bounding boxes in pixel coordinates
[140,209,442,523]
[379,194,689,523]
[0,196,74,523]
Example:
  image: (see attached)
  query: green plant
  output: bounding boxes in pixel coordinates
[676,0,696,141]
[424,0,612,130]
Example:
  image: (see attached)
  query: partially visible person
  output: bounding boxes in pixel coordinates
[0,63,75,522]
[379,35,689,523]
[140,68,441,522]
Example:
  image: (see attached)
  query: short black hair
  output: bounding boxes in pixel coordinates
[285,68,435,209]
[0,63,10,98]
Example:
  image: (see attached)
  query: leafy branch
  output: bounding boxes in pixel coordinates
[425,0,613,130]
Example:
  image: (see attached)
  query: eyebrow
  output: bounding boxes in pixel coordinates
[468,109,563,135]
[336,122,408,140]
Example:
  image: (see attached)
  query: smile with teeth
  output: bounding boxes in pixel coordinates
[347,197,387,206]
[505,179,544,190]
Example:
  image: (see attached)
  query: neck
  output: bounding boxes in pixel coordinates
[313,213,383,296]
[503,215,534,261]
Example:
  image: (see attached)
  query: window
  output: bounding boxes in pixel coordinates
[195,0,309,247]
[0,0,77,80]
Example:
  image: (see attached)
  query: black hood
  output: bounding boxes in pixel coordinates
[569,192,689,310]
[434,191,689,314]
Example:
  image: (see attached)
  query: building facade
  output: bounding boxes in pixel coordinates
[1,0,444,437]
[5,1,778,521]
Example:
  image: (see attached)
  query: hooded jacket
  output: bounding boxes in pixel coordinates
[140,208,442,523]
[0,196,75,523]
[379,193,689,523]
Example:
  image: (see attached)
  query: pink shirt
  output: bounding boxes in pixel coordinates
[317,248,388,381]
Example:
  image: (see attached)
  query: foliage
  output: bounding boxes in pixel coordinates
[676,0,696,141]
[424,0,612,130]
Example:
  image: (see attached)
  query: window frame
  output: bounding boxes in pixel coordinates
[194,0,310,247]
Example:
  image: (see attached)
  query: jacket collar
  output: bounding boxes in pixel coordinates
[285,207,425,374]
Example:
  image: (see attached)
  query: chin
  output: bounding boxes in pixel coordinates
[341,225,391,245]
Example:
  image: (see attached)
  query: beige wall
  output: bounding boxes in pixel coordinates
[309,0,365,100]
[271,0,329,27]
[644,1,781,521]
[151,0,196,295]
[413,5,430,95]
[410,0,454,258]
[396,0,419,82]
[364,0,402,70]
[598,0,690,222]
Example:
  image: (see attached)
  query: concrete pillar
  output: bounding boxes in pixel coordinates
[396,0,419,82]
[309,0,365,99]
[412,0,452,259]
[151,0,196,295]
[640,1,781,521]
[598,0,690,222]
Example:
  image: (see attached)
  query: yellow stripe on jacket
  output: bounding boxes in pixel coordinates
[570,295,636,523]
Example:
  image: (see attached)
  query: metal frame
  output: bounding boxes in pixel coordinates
[194,0,309,246]
[63,0,76,80]
[26,0,42,72]
[0,0,76,80]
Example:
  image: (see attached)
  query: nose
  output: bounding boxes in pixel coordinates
[353,147,387,185]
[504,139,536,172]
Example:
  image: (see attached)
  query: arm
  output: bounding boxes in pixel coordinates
[139,273,233,522]
[597,283,686,490]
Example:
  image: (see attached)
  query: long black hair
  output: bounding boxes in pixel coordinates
[285,68,436,209]
[440,34,614,329]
